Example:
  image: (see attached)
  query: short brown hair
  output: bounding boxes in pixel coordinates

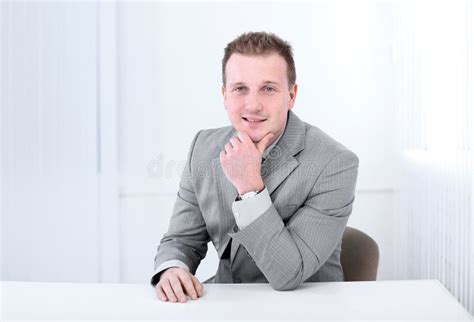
[222,32,296,89]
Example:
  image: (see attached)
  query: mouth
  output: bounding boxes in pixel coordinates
[242,116,267,123]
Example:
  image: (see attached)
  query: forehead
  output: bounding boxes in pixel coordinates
[225,53,288,85]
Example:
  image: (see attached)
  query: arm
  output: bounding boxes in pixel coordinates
[150,131,210,286]
[228,150,359,291]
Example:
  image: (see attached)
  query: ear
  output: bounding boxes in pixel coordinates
[221,84,227,109]
[288,83,298,110]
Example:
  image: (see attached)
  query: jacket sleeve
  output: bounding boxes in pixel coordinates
[150,131,210,286]
[228,150,359,291]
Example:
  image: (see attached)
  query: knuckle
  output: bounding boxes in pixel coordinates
[185,280,195,288]
[182,280,193,290]
[159,280,169,289]
[186,285,196,296]
[179,272,191,282]
[175,288,185,296]
[163,286,172,295]
[172,281,183,292]
[170,280,181,289]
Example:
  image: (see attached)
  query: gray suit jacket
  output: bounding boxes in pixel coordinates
[151,111,359,290]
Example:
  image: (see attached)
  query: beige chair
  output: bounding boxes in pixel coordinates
[341,226,379,281]
[203,226,379,283]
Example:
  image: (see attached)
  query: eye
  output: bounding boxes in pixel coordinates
[263,86,276,93]
[233,86,248,93]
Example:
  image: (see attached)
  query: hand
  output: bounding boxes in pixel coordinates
[154,267,203,303]
[219,131,274,194]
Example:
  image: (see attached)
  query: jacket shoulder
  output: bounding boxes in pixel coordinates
[189,126,233,163]
[196,126,233,145]
[303,122,359,164]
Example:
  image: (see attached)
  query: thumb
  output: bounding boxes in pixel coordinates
[256,132,274,154]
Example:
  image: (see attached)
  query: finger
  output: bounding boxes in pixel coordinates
[237,131,252,145]
[191,275,203,297]
[229,136,242,149]
[224,142,233,155]
[169,275,188,303]
[256,132,274,154]
[178,273,198,300]
[160,279,178,303]
[155,285,168,302]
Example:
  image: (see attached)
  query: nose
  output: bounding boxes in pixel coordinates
[245,92,263,112]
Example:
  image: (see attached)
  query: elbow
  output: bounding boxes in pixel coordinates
[271,281,300,291]
[269,263,304,291]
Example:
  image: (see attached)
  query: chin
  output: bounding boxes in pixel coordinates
[233,121,270,142]
[248,136,260,144]
[249,133,265,143]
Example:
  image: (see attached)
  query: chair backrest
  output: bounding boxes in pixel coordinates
[341,226,379,281]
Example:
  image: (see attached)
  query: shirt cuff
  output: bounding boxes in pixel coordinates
[231,187,272,230]
[150,260,190,286]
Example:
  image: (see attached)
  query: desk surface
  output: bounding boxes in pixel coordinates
[2,280,472,321]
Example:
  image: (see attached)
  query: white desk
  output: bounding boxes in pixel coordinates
[1,280,472,321]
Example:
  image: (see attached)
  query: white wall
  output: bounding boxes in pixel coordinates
[1,2,100,282]
[1,1,120,283]
[116,1,398,283]
[392,2,474,314]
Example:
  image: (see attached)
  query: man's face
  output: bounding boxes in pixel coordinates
[222,53,297,144]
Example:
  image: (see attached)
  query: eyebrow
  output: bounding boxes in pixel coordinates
[229,81,281,87]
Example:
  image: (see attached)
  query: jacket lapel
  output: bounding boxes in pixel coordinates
[261,110,306,195]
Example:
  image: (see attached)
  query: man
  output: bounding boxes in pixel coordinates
[151,32,359,303]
